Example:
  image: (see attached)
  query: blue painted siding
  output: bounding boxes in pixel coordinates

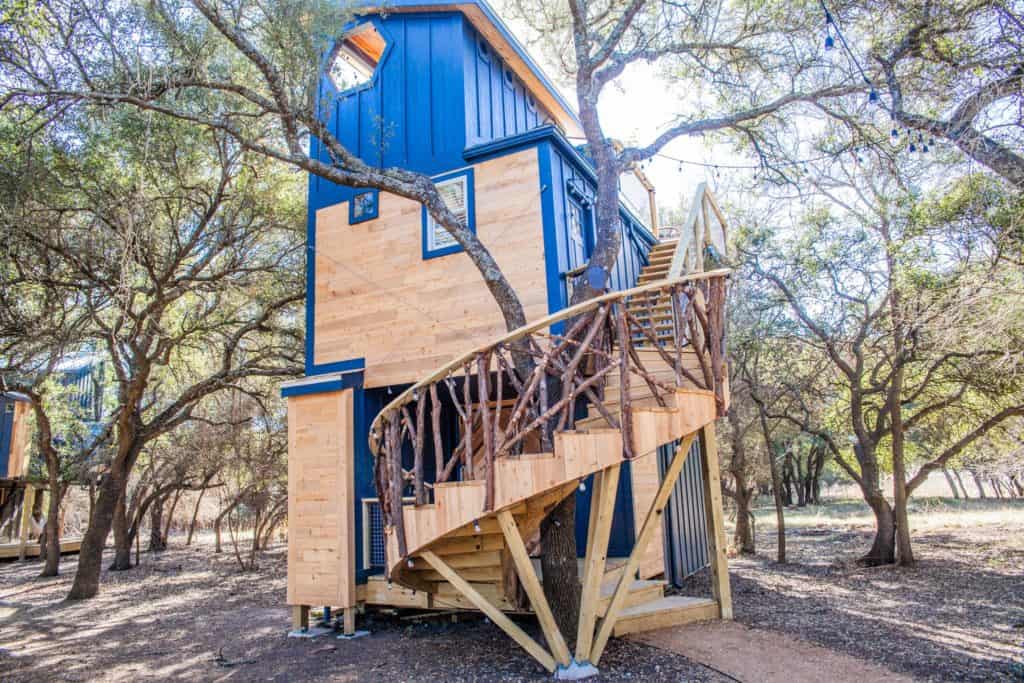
[309,13,469,214]
[543,140,656,315]
[463,24,550,146]
[0,395,19,477]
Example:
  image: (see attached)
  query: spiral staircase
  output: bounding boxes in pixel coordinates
[369,261,732,674]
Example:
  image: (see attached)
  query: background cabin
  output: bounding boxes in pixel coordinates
[284,0,729,643]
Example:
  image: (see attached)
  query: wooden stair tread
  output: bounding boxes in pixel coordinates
[618,595,714,617]
[611,595,720,636]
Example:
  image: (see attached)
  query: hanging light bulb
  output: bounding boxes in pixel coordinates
[473,520,481,533]
[578,479,586,492]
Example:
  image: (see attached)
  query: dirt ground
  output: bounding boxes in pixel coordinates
[1,499,1022,682]
[0,536,727,682]
[676,498,1024,682]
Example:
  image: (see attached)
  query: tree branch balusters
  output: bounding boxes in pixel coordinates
[368,271,730,574]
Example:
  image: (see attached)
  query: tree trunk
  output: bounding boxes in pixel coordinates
[953,470,970,499]
[727,406,755,554]
[187,487,207,546]
[1010,474,1024,497]
[110,489,132,570]
[41,484,62,577]
[756,409,786,563]
[862,494,896,566]
[943,468,961,499]
[540,494,581,643]
[733,492,755,555]
[971,470,987,498]
[149,496,167,552]
[68,471,123,599]
[889,373,914,566]
[162,489,183,545]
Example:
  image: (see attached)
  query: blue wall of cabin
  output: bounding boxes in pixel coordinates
[309,12,469,214]
[463,24,551,147]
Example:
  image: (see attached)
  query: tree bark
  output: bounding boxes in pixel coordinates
[110,488,132,570]
[68,471,123,599]
[41,485,62,577]
[727,407,755,554]
[186,487,208,546]
[148,495,167,552]
[540,494,580,644]
[862,493,896,566]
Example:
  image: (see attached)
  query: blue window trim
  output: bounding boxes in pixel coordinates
[349,189,380,224]
[421,168,476,260]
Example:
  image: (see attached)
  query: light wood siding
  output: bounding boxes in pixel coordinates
[313,149,548,387]
[5,400,31,479]
[286,389,357,608]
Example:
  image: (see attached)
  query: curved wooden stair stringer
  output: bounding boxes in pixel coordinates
[370,272,732,674]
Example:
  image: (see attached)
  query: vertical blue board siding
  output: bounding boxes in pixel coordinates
[0,396,16,476]
[309,13,468,214]
[543,141,656,316]
[463,24,549,146]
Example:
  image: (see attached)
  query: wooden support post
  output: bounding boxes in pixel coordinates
[699,423,733,619]
[343,607,356,635]
[18,484,35,561]
[421,550,557,673]
[576,465,621,662]
[291,604,310,631]
[589,434,696,666]
[496,510,571,668]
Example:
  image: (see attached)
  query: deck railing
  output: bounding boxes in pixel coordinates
[368,270,730,561]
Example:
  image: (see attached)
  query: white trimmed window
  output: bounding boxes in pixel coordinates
[423,170,475,258]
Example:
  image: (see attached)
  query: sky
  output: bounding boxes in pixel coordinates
[499,10,737,220]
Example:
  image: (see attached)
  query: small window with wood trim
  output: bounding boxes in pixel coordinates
[422,169,475,259]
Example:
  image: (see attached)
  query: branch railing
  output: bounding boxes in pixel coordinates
[369,270,731,564]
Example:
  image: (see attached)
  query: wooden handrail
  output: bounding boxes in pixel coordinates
[368,268,731,454]
[667,183,729,279]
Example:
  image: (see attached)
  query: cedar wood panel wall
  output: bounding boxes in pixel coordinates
[313,148,548,388]
[3,400,31,479]
[287,388,357,608]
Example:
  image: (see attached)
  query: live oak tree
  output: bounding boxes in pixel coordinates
[740,151,1024,565]
[0,107,304,598]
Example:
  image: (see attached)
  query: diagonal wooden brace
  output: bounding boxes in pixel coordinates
[587,434,696,666]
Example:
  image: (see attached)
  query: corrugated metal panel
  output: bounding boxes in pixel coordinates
[659,438,710,586]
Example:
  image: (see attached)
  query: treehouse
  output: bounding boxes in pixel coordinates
[283,0,733,672]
